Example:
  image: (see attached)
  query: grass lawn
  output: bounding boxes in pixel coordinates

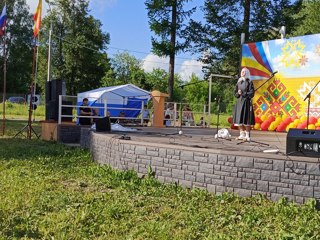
[0,138,320,239]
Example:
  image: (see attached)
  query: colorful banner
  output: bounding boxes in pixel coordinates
[241,33,320,131]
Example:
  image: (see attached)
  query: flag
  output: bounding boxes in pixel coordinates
[0,4,6,36]
[33,0,42,38]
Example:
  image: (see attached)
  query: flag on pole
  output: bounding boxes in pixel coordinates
[33,0,42,38]
[0,4,6,36]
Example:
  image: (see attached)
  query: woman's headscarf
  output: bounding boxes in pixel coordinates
[238,67,251,82]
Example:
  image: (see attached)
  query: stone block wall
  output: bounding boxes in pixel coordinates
[57,124,87,143]
[82,129,320,204]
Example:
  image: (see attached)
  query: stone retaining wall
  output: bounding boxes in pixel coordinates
[81,129,320,204]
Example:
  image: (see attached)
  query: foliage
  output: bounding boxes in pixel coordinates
[0,0,33,95]
[186,0,302,77]
[103,52,149,89]
[0,139,320,239]
[292,0,320,36]
[36,0,111,95]
[145,0,196,101]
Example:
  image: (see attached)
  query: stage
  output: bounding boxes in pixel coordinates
[104,126,317,162]
[80,125,320,203]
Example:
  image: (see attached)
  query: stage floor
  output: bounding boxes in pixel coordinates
[107,126,317,163]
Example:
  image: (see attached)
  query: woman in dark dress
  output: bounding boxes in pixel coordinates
[232,67,255,141]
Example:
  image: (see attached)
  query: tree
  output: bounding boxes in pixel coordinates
[292,0,320,36]
[186,0,302,77]
[106,52,148,89]
[0,0,33,94]
[37,0,111,95]
[145,0,196,101]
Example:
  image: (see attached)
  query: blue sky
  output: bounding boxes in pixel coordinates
[26,0,205,81]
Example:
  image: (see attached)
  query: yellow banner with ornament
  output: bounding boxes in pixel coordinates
[241,34,320,131]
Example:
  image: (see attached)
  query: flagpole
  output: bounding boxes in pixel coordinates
[28,38,37,139]
[33,35,40,122]
[1,2,6,136]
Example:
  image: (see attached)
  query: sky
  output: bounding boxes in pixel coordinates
[26,0,205,81]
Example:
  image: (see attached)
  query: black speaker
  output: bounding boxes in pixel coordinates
[46,100,72,121]
[51,79,66,101]
[96,117,111,132]
[45,81,51,102]
[45,80,66,121]
[62,101,73,122]
[287,128,320,157]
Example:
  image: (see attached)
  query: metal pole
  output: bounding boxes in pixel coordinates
[58,95,62,124]
[1,20,6,136]
[47,24,52,82]
[47,7,52,82]
[141,101,144,126]
[208,75,212,128]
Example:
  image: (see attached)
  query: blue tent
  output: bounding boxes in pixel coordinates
[77,84,150,118]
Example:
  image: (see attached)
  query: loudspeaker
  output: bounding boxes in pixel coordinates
[287,128,320,157]
[45,81,51,102]
[45,80,66,121]
[96,117,111,132]
[46,100,72,121]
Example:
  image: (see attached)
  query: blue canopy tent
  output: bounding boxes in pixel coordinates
[77,84,150,120]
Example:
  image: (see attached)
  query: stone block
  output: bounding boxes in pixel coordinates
[277,187,293,195]
[271,193,283,202]
[245,171,261,179]
[235,156,254,168]
[225,177,242,188]
[208,154,218,164]
[159,148,167,157]
[261,170,280,182]
[242,182,256,190]
[234,188,252,197]
[135,146,147,155]
[254,162,273,170]
[306,164,320,175]
[207,184,216,193]
[185,174,196,182]
[257,180,269,192]
[179,179,192,188]
[172,169,185,179]
[196,172,205,183]
[199,163,214,174]
[293,185,314,197]
[147,150,158,157]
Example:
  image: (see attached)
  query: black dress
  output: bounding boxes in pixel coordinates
[79,105,92,125]
[232,78,255,126]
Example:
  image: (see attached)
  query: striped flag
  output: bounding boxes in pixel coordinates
[33,0,42,38]
[0,4,6,36]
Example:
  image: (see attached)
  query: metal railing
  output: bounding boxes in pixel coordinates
[58,95,150,125]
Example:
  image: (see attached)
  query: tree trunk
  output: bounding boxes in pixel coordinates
[168,0,177,102]
[243,0,250,41]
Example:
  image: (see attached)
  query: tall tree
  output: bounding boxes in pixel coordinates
[0,0,33,95]
[145,0,196,101]
[37,0,111,95]
[187,0,301,77]
[292,0,319,36]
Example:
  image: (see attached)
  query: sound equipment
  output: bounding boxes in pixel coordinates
[45,80,67,121]
[287,128,320,157]
[46,100,72,122]
[95,117,111,132]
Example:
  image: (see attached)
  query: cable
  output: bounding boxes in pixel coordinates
[51,34,204,68]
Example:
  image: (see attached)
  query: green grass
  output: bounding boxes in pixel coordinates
[0,120,41,138]
[0,102,45,120]
[0,138,320,239]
